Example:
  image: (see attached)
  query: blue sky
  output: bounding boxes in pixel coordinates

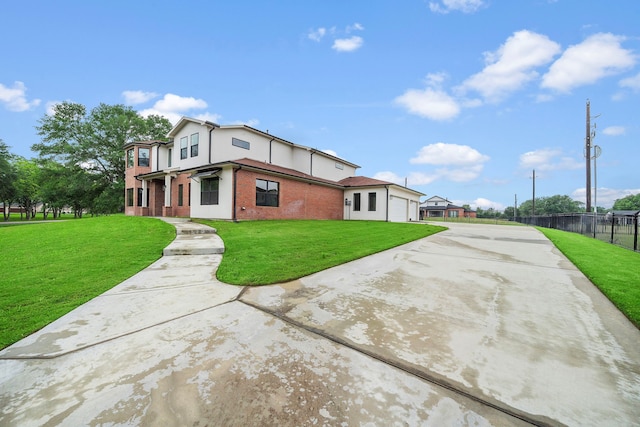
[1,0,639,210]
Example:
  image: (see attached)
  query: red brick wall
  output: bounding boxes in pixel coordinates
[124,146,151,216]
[234,169,344,220]
[170,173,192,217]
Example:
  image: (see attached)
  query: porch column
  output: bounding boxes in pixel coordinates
[141,180,148,208]
[164,175,172,206]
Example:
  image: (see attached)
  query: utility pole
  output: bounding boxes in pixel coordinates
[514,194,517,221]
[585,100,592,213]
[532,169,536,216]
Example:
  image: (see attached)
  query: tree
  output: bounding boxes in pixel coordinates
[0,139,17,220]
[612,193,640,211]
[32,102,172,213]
[13,158,40,220]
[519,195,583,216]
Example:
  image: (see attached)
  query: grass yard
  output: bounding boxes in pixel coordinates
[0,216,175,349]
[538,227,640,328]
[195,220,446,285]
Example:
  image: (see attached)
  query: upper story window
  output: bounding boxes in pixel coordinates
[368,192,377,211]
[138,148,150,167]
[180,137,188,159]
[190,133,199,157]
[167,148,172,167]
[126,149,134,168]
[256,179,279,207]
[232,138,250,150]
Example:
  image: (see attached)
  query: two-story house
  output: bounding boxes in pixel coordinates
[419,196,476,219]
[124,117,423,222]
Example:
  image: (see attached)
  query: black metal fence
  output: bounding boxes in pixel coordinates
[518,211,640,252]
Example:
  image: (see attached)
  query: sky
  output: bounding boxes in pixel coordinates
[1,0,639,211]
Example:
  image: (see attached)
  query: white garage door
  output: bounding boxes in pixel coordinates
[409,201,418,221]
[389,196,408,222]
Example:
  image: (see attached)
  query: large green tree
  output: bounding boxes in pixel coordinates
[32,102,172,213]
[0,140,18,220]
[519,195,584,216]
[612,193,640,211]
[13,158,40,220]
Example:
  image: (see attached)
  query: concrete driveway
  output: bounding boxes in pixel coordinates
[1,220,639,426]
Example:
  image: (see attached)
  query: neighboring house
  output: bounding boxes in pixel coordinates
[124,117,423,222]
[420,196,476,219]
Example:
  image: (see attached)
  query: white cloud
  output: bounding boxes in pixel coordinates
[460,30,561,102]
[519,148,582,171]
[373,171,404,185]
[429,0,484,14]
[373,171,439,186]
[410,142,489,166]
[139,93,210,124]
[619,72,640,91]
[471,197,505,211]
[541,33,636,92]
[394,87,460,121]
[572,187,640,209]
[0,81,41,112]
[308,27,326,42]
[332,36,363,52]
[122,90,159,105]
[602,126,625,136]
[195,112,223,123]
[346,23,364,33]
[321,149,338,157]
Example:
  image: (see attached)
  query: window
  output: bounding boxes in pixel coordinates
[178,184,183,206]
[190,133,199,157]
[168,148,172,167]
[137,188,144,206]
[256,179,279,207]
[138,148,150,167]
[188,183,191,206]
[201,177,219,205]
[368,192,376,211]
[335,162,344,170]
[127,188,134,206]
[126,149,134,168]
[180,137,188,159]
[449,210,459,218]
[232,137,250,150]
[353,193,361,211]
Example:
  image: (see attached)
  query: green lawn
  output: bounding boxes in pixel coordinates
[538,227,640,328]
[195,220,446,285]
[0,216,175,349]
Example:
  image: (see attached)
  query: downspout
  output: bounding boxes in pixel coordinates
[208,126,215,164]
[268,138,275,163]
[310,149,316,176]
[233,166,242,222]
[385,185,389,222]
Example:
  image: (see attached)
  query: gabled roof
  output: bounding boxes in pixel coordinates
[226,158,344,188]
[339,176,392,187]
[167,117,219,138]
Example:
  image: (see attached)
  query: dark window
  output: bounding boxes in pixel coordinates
[126,149,134,168]
[178,184,183,206]
[180,137,188,159]
[256,179,279,207]
[138,148,150,167]
[201,177,219,205]
[127,188,134,206]
[368,192,376,211]
[188,183,191,206]
[168,148,172,167]
[137,188,144,206]
[232,137,250,150]
[353,193,361,211]
[190,133,199,157]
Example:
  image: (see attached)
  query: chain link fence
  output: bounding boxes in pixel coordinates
[518,211,640,252]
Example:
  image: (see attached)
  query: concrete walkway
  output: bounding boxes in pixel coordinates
[1,219,639,426]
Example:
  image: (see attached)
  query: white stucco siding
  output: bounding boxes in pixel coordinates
[211,128,272,166]
[309,154,358,181]
[172,122,211,170]
[189,167,234,220]
[343,188,388,221]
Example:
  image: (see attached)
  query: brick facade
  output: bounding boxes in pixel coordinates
[234,169,344,221]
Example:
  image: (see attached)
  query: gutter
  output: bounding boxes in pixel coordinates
[208,125,216,164]
[268,138,275,163]
[385,185,389,222]
[310,149,316,176]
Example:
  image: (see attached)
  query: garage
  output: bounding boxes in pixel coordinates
[389,195,408,222]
